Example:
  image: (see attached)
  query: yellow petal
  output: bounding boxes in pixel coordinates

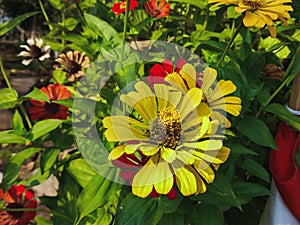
[174,166,197,196]
[178,88,203,120]
[193,159,215,183]
[161,147,177,163]
[108,145,125,160]
[165,73,188,92]
[176,150,194,165]
[184,140,223,151]
[202,67,217,94]
[179,64,196,89]
[153,161,173,194]
[140,146,160,156]
[243,11,259,27]
[132,159,155,198]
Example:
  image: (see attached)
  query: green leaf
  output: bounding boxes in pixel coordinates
[84,13,122,47]
[158,213,184,225]
[0,88,18,109]
[191,174,241,211]
[40,148,60,174]
[29,119,63,141]
[63,18,79,31]
[76,172,121,223]
[20,87,50,102]
[237,115,277,149]
[12,110,26,136]
[233,182,272,204]
[0,11,40,36]
[47,0,64,10]
[161,194,183,214]
[263,103,300,131]
[2,147,42,191]
[169,0,208,9]
[115,193,164,225]
[192,204,224,225]
[0,130,26,144]
[66,158,96,188]
[227,6,241,19]
[295,146,300,168]
[52,69,67,84]
[35,216,53,225]
[236,158,270,182]
[226,143,258,155]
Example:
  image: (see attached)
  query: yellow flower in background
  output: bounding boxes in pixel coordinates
[208,0,293,37]
[165,64,242,128]
[103,81,229,197]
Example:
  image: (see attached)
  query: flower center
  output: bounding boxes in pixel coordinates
[149,107,181,149]
[29,45,43,59]
[243,0,263,10]
[6,202,24,219]
[66,60,82,75]
[45,102,60,115]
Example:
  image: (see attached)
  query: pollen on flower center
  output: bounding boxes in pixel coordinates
[149,107,181,149]
[243,0,263,10]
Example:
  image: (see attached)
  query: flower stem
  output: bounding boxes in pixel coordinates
[121,0,131,59]
[0,207,72,222]
[217,22,243,67]
[76,2,88,27]
[0,55,32,129]
[38,0,53,31]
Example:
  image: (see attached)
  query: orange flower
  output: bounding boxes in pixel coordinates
[29,84,71,121]
[145,0,170,18]
[0,185,37,225]
[112,0,138,15]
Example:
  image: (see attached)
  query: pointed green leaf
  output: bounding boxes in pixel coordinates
[236,158,270,182]
[2,147,42,191]
[20,87,49,102]
[0,130,26,144]
[262,103,300,131]
[76,172,121,223]
[237,115,277,149]
[12,110,26,136]
[84,13,122,47]
[0,88,18,109]
[0,11,40,36]
[115,193,164,225]
[29,119,63,141]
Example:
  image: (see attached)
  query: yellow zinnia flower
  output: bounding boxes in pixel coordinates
[208,0,293,37]
[165,64,242,128]
[103,81,229,198]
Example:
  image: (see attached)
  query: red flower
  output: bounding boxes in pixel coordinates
[147,59,186,86]
[113,151,177,199]
[0,185,37,225]
[112,0,138,15]
[144,0,170,18]
[29,84,71,121]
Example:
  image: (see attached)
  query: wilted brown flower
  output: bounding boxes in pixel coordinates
[54,50,90,82]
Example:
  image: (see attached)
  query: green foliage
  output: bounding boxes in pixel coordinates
[0,88,18,109]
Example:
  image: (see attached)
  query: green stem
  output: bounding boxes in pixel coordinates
[0,207,72,222]
[0,56,16,98]
[38,0,53,31]
[76,2,88,27]
[19,105,32,129]
[121,0,131,59]
[217,22,243,67]
[1,56,32,128]
[61,11,66,48]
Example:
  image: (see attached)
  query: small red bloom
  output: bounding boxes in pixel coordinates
[29,84,71,121]
[112,0,138,15]
[144,0,170,18]
[0,185,37,225]
[147,59,186,86]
